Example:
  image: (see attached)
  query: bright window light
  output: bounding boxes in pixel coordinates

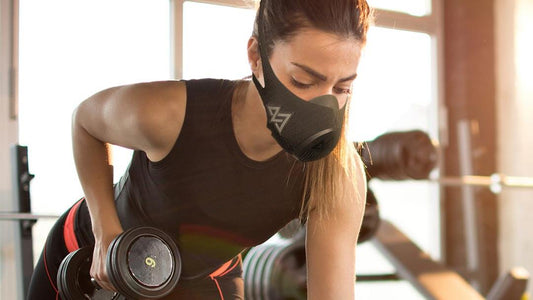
[18,0,170,216]
[350,26,433,142]
[368,0,432,16]
[183,1,256,80]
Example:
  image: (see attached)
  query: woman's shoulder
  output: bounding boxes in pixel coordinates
[183,78,241,95]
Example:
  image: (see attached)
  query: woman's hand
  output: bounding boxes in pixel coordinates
[90,231,122,292]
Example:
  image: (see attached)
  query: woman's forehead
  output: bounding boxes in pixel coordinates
[273,29,362,76]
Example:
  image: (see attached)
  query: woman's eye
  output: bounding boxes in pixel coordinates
[290,78,313,89]
[334,87,352,95]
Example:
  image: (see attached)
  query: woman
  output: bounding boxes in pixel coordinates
[27,0,372,298]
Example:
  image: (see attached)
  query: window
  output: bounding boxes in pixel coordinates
[353,26,439,299]
[182,1,256,79]
[368,0,431,16]
[18,0,170,259]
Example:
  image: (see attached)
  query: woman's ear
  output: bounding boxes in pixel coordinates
[247,37,264,86]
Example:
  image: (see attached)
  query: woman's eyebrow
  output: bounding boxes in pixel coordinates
[291,62,357,82]
[291,62,327,81]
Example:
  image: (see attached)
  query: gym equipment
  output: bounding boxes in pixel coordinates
[370,220,529,300]
[57,247,123,300]
[430,173,533,193]
[243,240,306,300]
[57,226,181,300]
[486,267,530,300]
[359,130,438,180]
[249,187,380,299]
[358,187,380,244]
[276,186,381,244]
[247,219,529,300]
[277,219,303,240]
[0,212,59,220]
[7,145,37,299]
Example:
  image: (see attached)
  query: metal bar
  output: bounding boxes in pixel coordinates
[429,174,533,189]
[10,145,33,299]
[0,212,59,220]
[486,267,529,300]
[372,220,484,300]
[8,0,18,120]
[170,0,184,79]
[356,273,400,282]
[457,119,480,289]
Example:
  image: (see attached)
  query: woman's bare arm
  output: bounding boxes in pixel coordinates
[71,80,186,289]
[305,157,367,299]
[72,80,186,234]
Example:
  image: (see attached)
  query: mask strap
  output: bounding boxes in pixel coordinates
[254,1,284,95]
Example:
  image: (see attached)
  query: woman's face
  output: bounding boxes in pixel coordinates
[251,27,363,108]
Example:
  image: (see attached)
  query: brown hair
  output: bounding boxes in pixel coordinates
[253,0,372,55]
[252,0,373,222]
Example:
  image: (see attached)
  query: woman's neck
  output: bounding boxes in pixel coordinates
[231,80,282,161]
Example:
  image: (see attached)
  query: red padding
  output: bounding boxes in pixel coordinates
[63,199,84,252]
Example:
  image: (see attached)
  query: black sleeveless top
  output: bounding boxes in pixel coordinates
[77,79,306,278]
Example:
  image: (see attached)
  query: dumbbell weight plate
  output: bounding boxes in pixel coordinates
[277,219,304,240]
[243,246,265,299]
[358,188,380,244]
[271,242,307,300]
[243,245,267,299]
[253,245,277,300]
[107,227,181,299]
[261,245,286,300]
[242,246,259,296]
[57,247,123,300]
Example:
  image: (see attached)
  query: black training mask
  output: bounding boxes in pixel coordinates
[251,3,346,162]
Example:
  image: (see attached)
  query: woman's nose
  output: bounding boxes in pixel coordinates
[336,93,348,108]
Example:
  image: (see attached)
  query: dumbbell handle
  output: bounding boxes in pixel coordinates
[90,277,103,290]
[90,268,125,299]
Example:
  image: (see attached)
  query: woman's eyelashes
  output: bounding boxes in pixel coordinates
[290,77,314,89]
[290,77,352,95]
[334,86,352,95]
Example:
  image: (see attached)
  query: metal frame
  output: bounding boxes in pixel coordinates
[371,220,529,300]
[170,0,255,79]
[10,145,34,299]
[372,220,485,299]
[0,0,18,120]
[0,212,59,220]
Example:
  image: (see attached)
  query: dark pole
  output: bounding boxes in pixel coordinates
[10,145,36,299]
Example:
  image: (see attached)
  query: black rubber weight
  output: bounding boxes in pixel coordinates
[106,227,181,299]
[57,247,120,300]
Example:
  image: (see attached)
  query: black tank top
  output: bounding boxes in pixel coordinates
[78,79,306,278]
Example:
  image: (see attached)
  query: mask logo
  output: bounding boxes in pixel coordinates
[267,105,292,133]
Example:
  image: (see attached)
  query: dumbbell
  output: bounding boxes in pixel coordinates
[277,187,380,244]
[243,240,307,300]
[57,226,181,299]
[358,130,438,180]
[358,187,380,243]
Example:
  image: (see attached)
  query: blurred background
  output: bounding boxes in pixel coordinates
[0,0,532,299]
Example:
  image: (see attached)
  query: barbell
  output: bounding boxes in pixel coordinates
[430,173,533,193]
[0,212,59,221]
